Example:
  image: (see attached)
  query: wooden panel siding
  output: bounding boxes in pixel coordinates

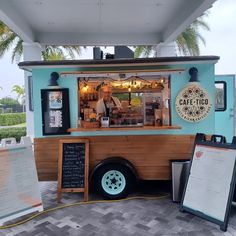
[34,135,195,181]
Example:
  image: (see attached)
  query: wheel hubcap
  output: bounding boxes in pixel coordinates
[101,170,126,195]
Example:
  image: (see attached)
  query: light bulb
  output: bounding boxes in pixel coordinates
[82,83,89,92]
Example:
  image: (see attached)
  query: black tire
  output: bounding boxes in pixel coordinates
[94,163,135,200]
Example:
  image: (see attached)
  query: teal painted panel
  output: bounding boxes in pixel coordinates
[215,75,235,142]
[171,64,215,135]
[32,68,78,137]
[31,63,216,138]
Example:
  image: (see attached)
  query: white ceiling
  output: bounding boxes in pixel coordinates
[0,0,217,46]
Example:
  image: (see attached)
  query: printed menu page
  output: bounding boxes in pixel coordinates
[183,145,236,222]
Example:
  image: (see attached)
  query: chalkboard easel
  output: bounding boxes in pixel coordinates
[57,139,89,202]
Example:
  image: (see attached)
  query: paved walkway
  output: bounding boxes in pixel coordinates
[1,181,236,236]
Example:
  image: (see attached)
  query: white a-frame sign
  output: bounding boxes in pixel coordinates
[0,137,43,226]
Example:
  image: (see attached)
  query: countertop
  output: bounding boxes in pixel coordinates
[68,125,181,132]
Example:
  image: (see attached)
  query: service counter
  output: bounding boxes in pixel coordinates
[67,125,182,137]
[68,125,181,132]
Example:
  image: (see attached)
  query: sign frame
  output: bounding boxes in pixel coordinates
[41,88,71,136]
[0,138,43,226]
[57,139,89,202]
[180,134,236,232]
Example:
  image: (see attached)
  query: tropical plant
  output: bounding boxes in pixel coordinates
[42,50,66,60]
[134,13,209,57]
[176,13,210,56]
[134,46,153,58]
[0,21,81,62]
[0,97,19,106]
[11,85,25,111]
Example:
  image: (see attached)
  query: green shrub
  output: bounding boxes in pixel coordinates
[0,113,26,126]
[0,97,19,106]
[0,127,26,142]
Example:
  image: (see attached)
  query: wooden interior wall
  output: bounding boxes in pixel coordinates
[34,135,195,181]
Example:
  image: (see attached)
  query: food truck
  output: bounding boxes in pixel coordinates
[19,56,235,199]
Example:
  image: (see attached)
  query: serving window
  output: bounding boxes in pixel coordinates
[78,73,171,127]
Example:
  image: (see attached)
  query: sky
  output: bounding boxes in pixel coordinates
[0,0,235,99]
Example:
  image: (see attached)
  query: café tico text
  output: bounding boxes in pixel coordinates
[178,98,209,106]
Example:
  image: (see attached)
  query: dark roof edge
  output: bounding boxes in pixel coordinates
[18,56,220,67]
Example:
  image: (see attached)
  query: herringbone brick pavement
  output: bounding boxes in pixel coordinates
[1,181,236,236]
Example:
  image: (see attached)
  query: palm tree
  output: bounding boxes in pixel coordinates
[176,13,209,56]
[0,21,81,62]
[134,13,209,57]
[42,50,66,60]
[11,85,25,111]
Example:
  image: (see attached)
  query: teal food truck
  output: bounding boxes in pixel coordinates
[19,56,235,199]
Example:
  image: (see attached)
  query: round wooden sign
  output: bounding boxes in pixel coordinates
[175,83,212,122]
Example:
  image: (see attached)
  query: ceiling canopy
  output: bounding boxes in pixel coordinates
[0,0,216,46]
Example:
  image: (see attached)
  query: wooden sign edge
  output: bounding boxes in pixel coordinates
[57,139,89,203]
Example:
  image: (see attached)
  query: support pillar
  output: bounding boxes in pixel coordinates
[155,42,176,57]
[23,42,42,138]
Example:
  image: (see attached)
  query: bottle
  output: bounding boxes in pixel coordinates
[78,117,82,127]
[80,108,84,120]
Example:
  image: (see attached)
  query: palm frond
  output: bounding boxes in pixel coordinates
[192,19,210,32]
[45,51,66,60]
[1,21,82,62]
[42,46,63,60]
[42,47,67,60]
[195,32,206,46]
[11,38,23,62]
[0,21,6,35]
[134,46,145,58]
[63,45,81,58]
[0,33,17,58]
[179,27,200,56]
[135,11,210,57]
[134,46,153,58]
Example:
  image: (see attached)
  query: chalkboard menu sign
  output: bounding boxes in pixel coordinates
[57,139,89,202]
[62,143,85,188]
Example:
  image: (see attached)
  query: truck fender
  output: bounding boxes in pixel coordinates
[89,157,138,182]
